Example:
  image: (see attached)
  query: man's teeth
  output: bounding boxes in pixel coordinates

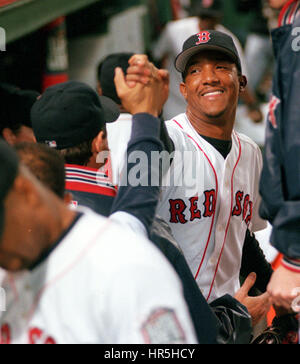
[204,91,223,96]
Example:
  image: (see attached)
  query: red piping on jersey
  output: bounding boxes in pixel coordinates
[288,1,298,23]
[206,133,242,302]
[9,275,19,302]
[172,119,219,281]
[278,0,298,26]
[25,220,112,323]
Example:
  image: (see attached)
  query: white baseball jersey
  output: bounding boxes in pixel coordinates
[107,113,133,186]
[156,113,267,303]
[0,208,197,344]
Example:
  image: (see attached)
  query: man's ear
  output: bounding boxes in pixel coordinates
[92,130,108,154]
[239,75,248,93]
[13,173,40,208]
[2,128,17,146]
[64,192,73,205]
[180,82,188,101]
[97,81,103,96]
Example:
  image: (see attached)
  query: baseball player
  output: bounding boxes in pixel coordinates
[126,32,271,326]
[31,81,119,218]
[259,0,300,311]
[13,73,253,344]
[152,0,263,123]
[0,69,198,344]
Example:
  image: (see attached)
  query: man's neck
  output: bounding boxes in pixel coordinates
[29,203,78,271]
[186,110,234,140]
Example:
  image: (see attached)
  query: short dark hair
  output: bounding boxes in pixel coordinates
[0,83,39,137]
[97,53,133,104]
[59,139,94,167]
[15,143,66,199]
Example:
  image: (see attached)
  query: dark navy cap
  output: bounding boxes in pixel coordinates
[175,30,242,74]
[31,81,120,150]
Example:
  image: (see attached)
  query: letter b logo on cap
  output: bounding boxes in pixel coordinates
[196,31,211,45]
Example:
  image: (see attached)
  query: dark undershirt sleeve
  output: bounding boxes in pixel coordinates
[240,229,274,293]
[159,116,175,154]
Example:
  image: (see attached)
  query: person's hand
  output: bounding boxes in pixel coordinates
[114,63,169,117]
[247,107,264,124]
[267,265,300,311]
[235,273,272,327]
[126,54,170,110]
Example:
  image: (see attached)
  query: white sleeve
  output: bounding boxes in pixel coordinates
[100,252,198,344]
[109,211,148,238]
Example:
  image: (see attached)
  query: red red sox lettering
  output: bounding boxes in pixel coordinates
[196,31,211,45]
[169,190,253,226]
[0,324,56,344]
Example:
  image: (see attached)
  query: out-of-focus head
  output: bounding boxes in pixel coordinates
[267,0,289,10]
[190,0,224,28]
[0,140,74,272]
[15,143,66,200]
[0,140,44,271]
[0,83,39,145]
[97,52,134,105]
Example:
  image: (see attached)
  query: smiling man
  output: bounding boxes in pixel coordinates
[126,31,271,327]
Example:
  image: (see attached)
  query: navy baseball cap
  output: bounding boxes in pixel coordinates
[175,30,242,74]
[97,53,133,105]
[31,81,120,150]
[0,140,19,240]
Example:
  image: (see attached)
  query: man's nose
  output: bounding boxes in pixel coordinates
[201,65,219,84]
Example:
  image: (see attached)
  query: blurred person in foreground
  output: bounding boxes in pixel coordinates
[259,0,300,312]
[0,64,198,344]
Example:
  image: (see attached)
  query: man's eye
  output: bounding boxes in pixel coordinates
[216,65,229,70]
[190,69,199,74]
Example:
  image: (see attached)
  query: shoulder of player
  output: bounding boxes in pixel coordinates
[234,131,262,155]
[107,113,132,124]
[77,210,172,272]
[165,113,187,132]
